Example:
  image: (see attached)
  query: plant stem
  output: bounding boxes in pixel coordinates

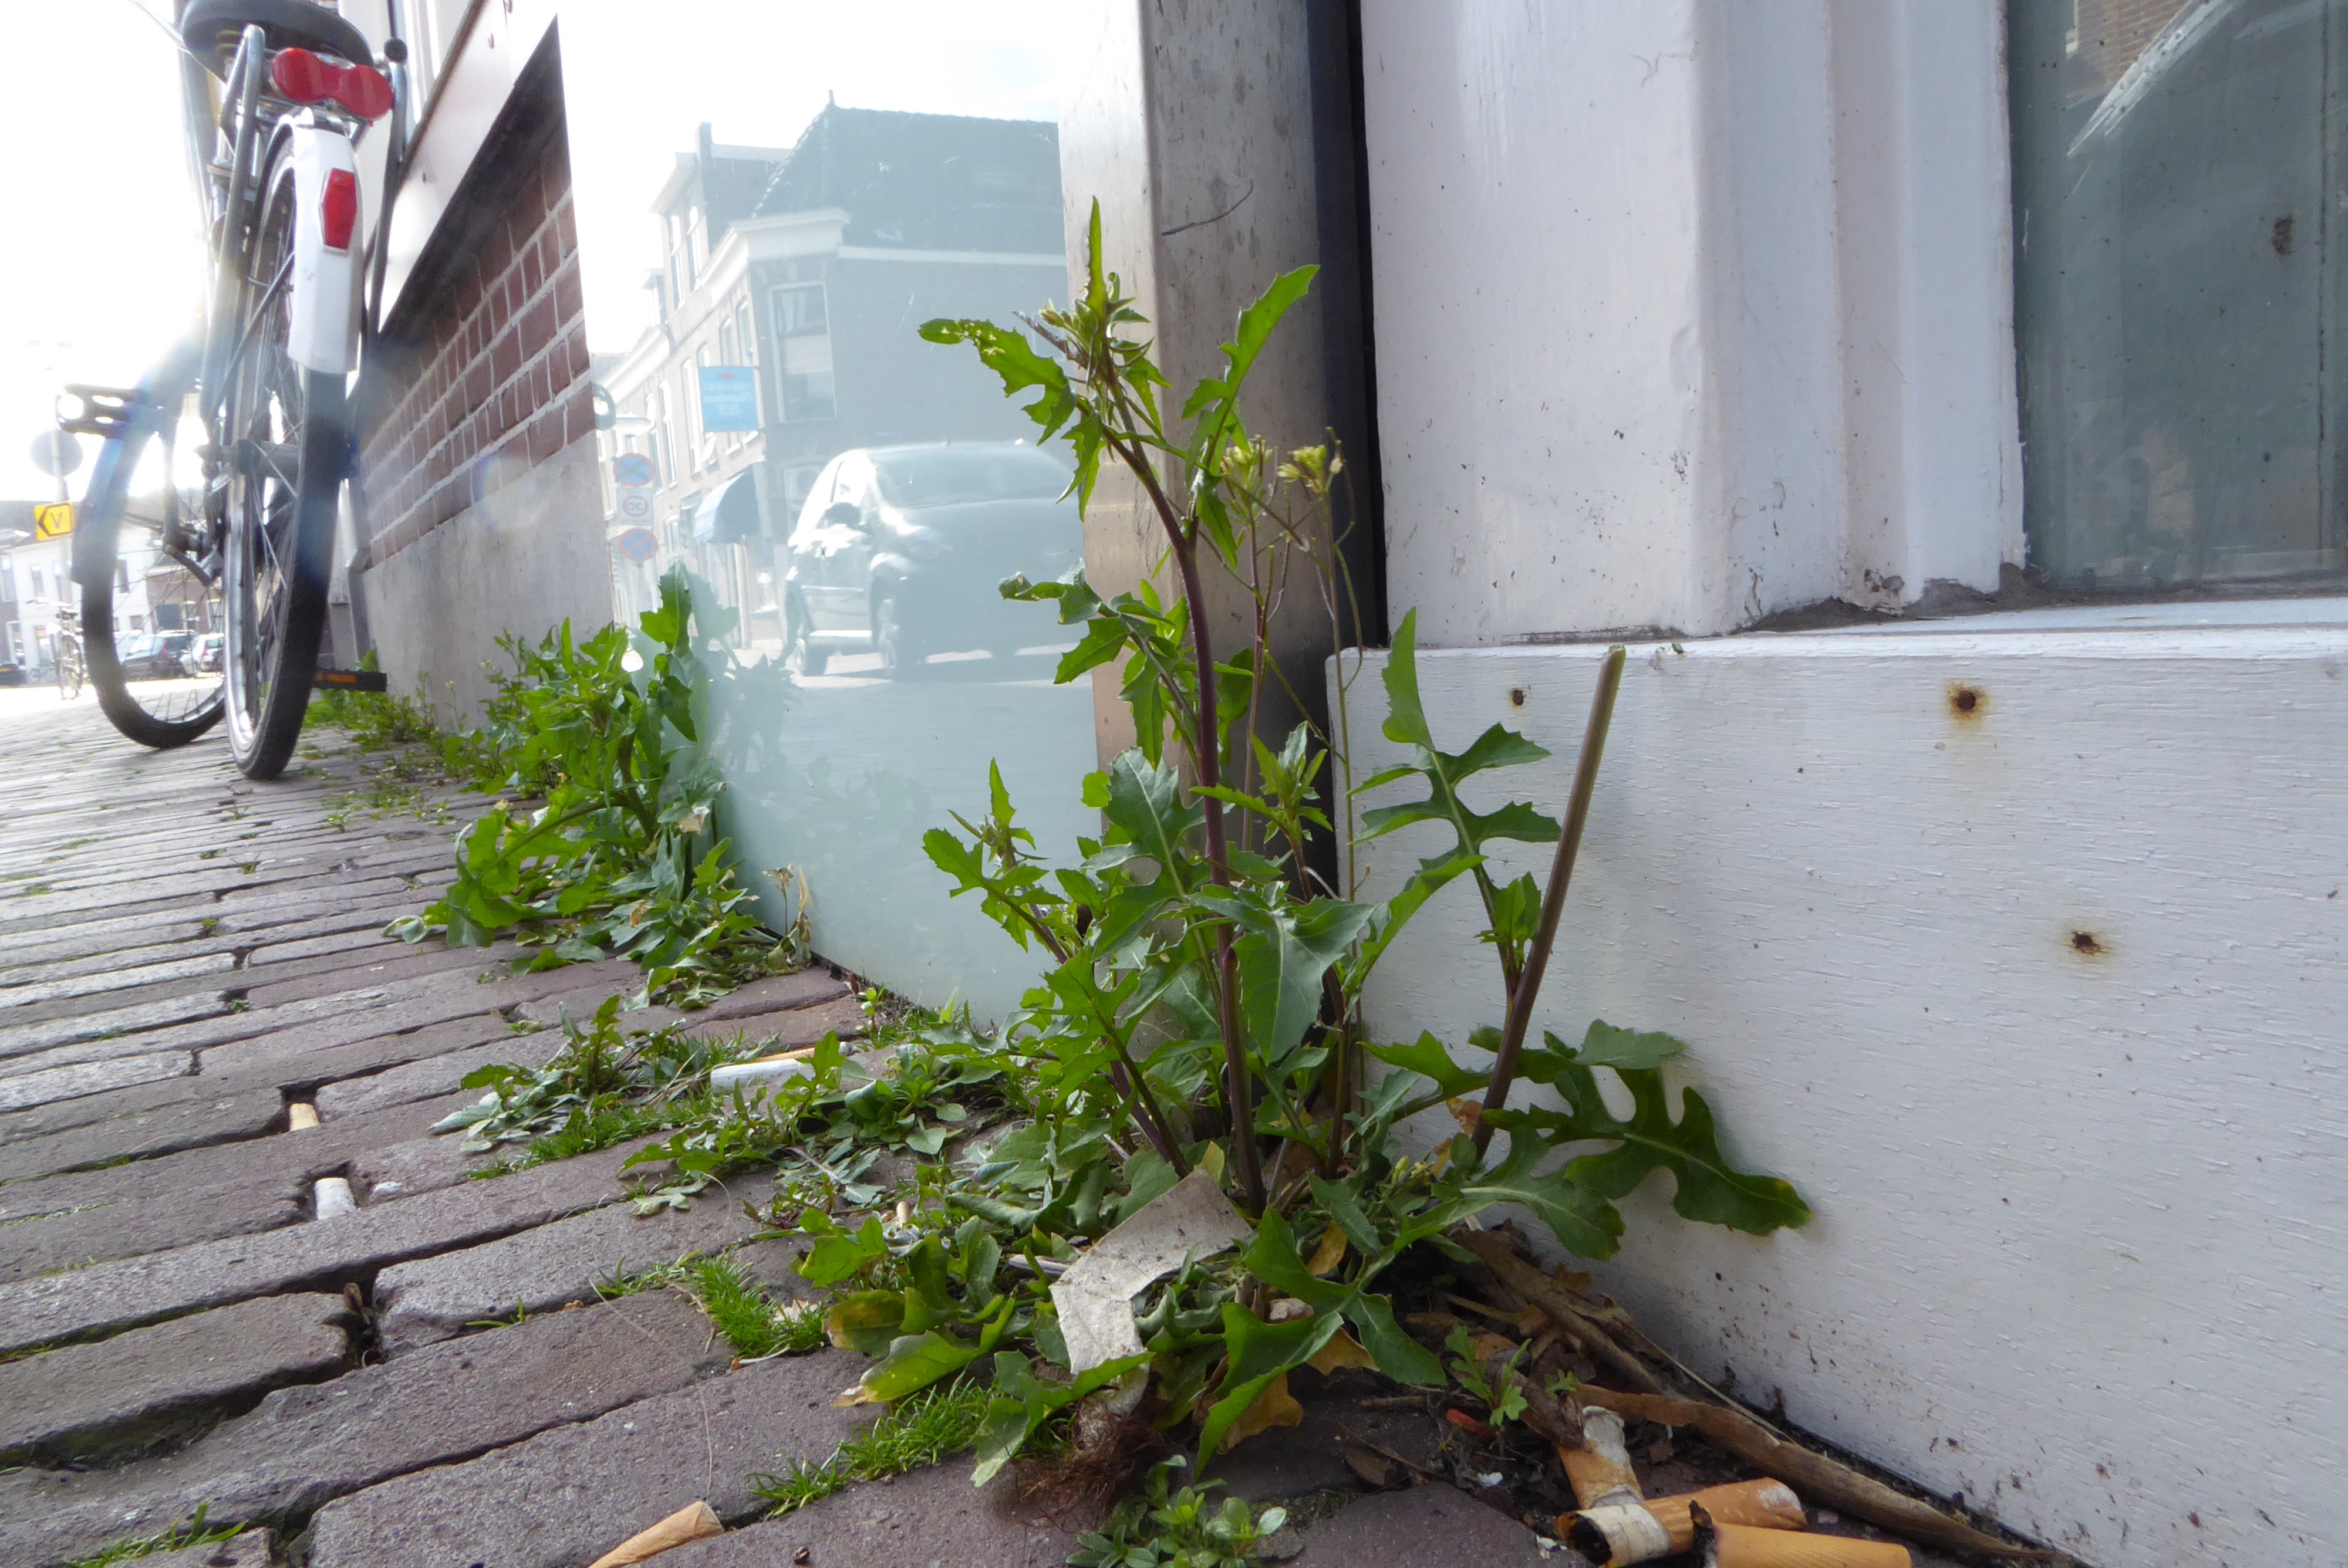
[1101,420,1265,1212]
[1472,644,1626,1158]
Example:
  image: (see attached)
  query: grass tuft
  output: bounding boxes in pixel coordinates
[62,1504,244,1567]
[753,1377,992,1516]
[690,1255,828,1360]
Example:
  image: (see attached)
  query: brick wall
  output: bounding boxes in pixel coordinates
[356,120,592,568]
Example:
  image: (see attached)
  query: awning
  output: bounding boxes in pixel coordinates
[690,471,765,545]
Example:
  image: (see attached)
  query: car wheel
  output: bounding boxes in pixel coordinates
[784,595,828,677]
[873,591,925,680]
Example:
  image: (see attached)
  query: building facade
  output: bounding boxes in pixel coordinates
[333,6,2346,1566]
[598,107,1065,645]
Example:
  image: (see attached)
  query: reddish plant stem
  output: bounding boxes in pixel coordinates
[1103,421,1265,1212]
[1472,644,1627,1160]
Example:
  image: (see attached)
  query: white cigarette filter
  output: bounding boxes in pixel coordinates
[312,1177,357,1220]
[708,1051,815,1094]
[584,1499,723,1568]
[1703,1519,1912,1568]
[1563,1479,1807,1565]
[1560,1406,1643,1510]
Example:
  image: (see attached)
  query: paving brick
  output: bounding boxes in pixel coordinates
[0,1013,513,1153]
[654,1460,1088,1568]
[0,1292,351,1465]
[303,1350,875,1568]
[0,992,231,1065]
[512,967,849,1030]
[0,1085,284,1185]
[312,1024,566,1121]
[349,1127,505,1202]
[373,1178,765,1353]
[0,1051,191,1113]
[0,1091,477,1283]
[0,1140,646,1355]
[684,994,868,1051]
[0,952,237,1012]
[0,1292,725,1568]
[1286,1484,1556,1567]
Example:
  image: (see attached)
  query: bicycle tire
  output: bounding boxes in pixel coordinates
[221,144,347,781]
[75,342,227,748]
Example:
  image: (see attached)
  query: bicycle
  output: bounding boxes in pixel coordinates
[59,1,399,779]
[53,610,84,702]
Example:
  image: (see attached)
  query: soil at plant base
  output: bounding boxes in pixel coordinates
[1211,1362,1981,1567]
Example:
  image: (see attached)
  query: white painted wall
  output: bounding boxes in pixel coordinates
[1340,613,2348,1568]
[1358,0,2019,641]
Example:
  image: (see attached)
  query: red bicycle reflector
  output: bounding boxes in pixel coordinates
[321,168,359,252]
[271,48,394,121]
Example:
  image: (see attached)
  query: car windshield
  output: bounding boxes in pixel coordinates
[872,447,1070,509]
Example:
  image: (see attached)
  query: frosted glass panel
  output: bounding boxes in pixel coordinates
[2012,0,2348,589]
[558,3,1091,1019]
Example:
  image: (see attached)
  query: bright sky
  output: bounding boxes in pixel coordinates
[0,0,206,501]
[0,0,1075,498]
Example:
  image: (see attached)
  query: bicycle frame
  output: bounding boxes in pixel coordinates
[195,26,374,424]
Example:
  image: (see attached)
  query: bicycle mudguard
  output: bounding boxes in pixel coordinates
[68,342,199,589]
[287,123,361,376]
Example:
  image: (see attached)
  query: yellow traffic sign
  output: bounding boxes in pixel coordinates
[33,503,72,541]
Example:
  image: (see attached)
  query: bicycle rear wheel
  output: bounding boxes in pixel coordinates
[221,143,348,781]
[73,344,227,747]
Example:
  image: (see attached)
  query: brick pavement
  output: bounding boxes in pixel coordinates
[0,702,1595,1568]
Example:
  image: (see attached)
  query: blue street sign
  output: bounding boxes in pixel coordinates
[613,452,654,488]
[699,366,760,432]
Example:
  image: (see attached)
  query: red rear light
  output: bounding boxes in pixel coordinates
[321,168,359,252]
[270,48,394,121]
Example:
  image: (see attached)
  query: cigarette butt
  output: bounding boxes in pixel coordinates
[585,1499,723,1567]
[1561,1405,1642,1509]
[1562,1480,1807,1564]
[1705,1521,1911,1568]
[287,1103,319,1130]
[709,1050,817,1094]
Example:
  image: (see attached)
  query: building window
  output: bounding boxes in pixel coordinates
[770,282,837,423]
[694,346,717,466]
[667,213,690,306]
[2011,0,2347,590]
[30,569,44,600]
[718,321,742,452]
[687,205,708,286]
[655,386,676,489]
[736,300,755,366]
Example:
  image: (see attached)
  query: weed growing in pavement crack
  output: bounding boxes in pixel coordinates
[689,1254,828,1359]
[386,567,797,1008]
[750,1377,991,1516]
[1069,1458,1289,1568]
[59,1503,244,1567]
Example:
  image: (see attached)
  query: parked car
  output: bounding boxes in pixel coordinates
[783,443,1083,678]
[181,633,224,675]
[117,631,195,680]
[0,658,23,687]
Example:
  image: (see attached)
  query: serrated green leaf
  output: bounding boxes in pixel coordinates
[1363,1032,1491,1101]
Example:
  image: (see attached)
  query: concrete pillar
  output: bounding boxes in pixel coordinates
[1056,0,1378,772]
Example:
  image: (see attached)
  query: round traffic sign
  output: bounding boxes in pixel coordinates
[618,492,652,521]
[613,452,655,488]
[29,430,82,479]
[615,528,658,563]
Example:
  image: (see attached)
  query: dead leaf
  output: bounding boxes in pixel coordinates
[1217,1372,1305,1451]
[1307,1328,1377,1375]
[1342,1446,1395,1490]
[1307,1221,1348,1278]
[1446,1096,1483,1137]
